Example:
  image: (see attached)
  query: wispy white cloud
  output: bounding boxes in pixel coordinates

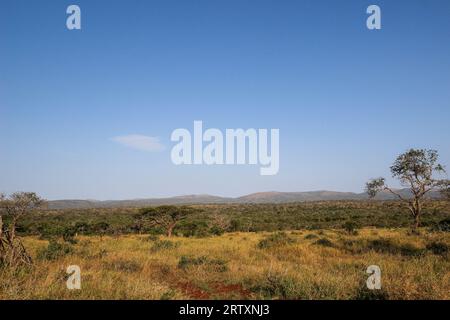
[111,134,165,152]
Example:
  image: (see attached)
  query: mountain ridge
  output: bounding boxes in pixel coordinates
[47,189,443,209]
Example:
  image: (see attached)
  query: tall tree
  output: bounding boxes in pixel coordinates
[0,192,45,267]
[366,149,447,231]
[0,192,45,242]
[137,205,198,237]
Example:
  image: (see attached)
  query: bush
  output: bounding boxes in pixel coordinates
[400,243,425,257]
[37,240,73,261]
[426,241,449,256]
[251,273,300,299]
[367,239,424,257]
[145,234,159,242]
[178,255,228,272]
[106,259,142,273]
[160,290,176,300]
[258,232,296,249]
[251,273,342,299]
[367,239,396,253]
[91,222,110,236]
[63,227,77,244]
[36,224,65,240]
[229,219,241,232]
[342,221,359,235]
[433,217,450,232]
[179,221,210,238]
[151,240,178,252]
[313,238,334,247]
[178,255,207,269]
[210,226,225,236]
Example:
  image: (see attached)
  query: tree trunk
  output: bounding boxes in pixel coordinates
[0,215,4,253]
[414,199,422,231]
[409,199,422,233]
[414,213,420,231]
[167,224,175,237]
[9,217,18,243]
[0,215,3,240]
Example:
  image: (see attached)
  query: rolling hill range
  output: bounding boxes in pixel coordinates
[47,189,443,209]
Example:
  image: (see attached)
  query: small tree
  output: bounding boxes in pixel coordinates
[137,205,198,237]
[209,212,231,235]
[0,192,45,267]
[342,221,359,235]
[366,149,447,232]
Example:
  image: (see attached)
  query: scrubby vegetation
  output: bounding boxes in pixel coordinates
[258,232,296,249]
[313,238,334,247]
[151,240,179,252]
[10,200,450,238]
[0,228,448,299]
[37,239,73,261]
[178,255,228,272]
[0,200,449,300]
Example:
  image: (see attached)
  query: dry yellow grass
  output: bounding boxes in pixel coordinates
[1,228,449,300]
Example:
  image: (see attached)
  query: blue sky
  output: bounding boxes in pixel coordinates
[1,0,449,200]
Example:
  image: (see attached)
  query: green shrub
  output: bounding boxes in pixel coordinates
[426,241,449,256]
[313,238,334,247]
[367,239,394,251]
[229,219,241,232]
[251,273,300,299]
[210,225,225,236]
[145,234,159,242]
[106,259,142,273]
[160,290,176,300]
[178,255,207,269]
[367,239,424,257]
[341,239,358,247]
[304,234,318,240]
[177,255,228,272]
[63,227,78,244]
[151,240,178,252]
[36,224,65,240]
[251,273,344,299]
[342,221,359,235]
[434,217,450,232]
[37,240,73,261]
[398,243,425,257]
[90,222,110,236]
[258,232,295,249]
[178,220,210,238]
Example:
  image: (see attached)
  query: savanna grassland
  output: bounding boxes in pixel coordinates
[1,201,449,300]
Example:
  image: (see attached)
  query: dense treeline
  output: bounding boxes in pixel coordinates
[9,200,450,239]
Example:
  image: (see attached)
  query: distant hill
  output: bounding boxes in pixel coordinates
[48,194,232,209]
[237,189,443,203]
[237,191,362,203]
[47,189,443,209]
